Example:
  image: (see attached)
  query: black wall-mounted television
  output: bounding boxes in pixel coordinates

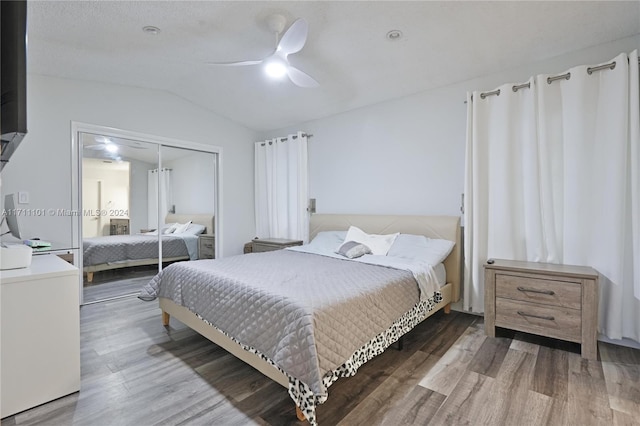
[1,0,28,171]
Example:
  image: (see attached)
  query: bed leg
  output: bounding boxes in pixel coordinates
[162,311,170,326]
[444,303,451,314]
[296,406,306,422]
[86,272,94,283]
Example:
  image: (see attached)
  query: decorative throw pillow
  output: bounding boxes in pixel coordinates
[343,226,399,256]
[336,240,372,259]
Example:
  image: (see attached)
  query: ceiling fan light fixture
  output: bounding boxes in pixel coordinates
[264,57,288,79]
[207,18,318,88]
[105,143,119,153]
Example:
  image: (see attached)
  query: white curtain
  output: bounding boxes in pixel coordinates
[255,131,309,242]
[465,50,640,342]
[147,168,173,229]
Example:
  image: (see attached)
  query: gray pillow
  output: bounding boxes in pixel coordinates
[336,240,372,259]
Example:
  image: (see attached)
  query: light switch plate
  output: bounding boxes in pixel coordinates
[18,191,29,204]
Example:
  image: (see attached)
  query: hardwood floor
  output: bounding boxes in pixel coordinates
[3,297,640,425]
[82,266,157,303]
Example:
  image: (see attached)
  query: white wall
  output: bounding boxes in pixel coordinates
[82,158,130,237]
[263,35,640,218]
[163,151,216,222]
[128,158,153,235]
[1,75,257,256]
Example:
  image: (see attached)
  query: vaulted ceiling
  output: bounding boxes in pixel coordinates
[27,1,640,132]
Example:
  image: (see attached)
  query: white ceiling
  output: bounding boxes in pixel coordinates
[28,1,640,133]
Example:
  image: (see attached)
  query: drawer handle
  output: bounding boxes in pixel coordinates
[517,286,555,296]
[517,311,555,321]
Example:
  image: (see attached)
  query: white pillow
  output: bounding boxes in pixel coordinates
[162,223,178,234]
[343,226,399,256]
[179,223,206,235]
[173,221,192,234]
[387,233,455,265]
[306,231,347,253]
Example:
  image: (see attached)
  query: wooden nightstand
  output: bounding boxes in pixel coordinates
[251,238,303,253]
[198,234,215,259]
[484,259,599,360]
[110,218,130,235]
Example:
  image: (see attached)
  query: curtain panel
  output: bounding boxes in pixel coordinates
[465,50,640,342]
[147,168,173,229]
[254,131,309,242]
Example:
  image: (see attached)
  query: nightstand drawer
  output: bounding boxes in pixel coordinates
[496,273,582,310]
[198,235,215,259]
[495,298,581,343]
[200,241,214,250]
[252,243,276,253]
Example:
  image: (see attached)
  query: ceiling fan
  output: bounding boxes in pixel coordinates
[84,136,146,153]
[208,15,319,88]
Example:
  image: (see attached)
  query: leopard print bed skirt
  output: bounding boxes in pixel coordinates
[195,291,442,425]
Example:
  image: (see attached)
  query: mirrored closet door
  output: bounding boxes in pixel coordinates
[157,145,217,266]
[78,131,219,305]
[81,133,160,303]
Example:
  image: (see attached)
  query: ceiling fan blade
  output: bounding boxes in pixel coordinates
[206,60,263,67]
[84,145,105,150]
[287,66,319,88]
[278,19,308,55]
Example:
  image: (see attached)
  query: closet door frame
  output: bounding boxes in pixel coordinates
[71,121,223,305]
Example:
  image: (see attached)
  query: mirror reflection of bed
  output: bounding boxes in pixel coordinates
[81,133,217,304]
[82,214,214,302]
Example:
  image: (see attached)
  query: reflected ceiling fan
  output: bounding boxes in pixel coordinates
[208,15,319,88]
[84,136,146,154]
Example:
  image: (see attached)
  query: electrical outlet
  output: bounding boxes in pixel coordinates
[18,191,29,204]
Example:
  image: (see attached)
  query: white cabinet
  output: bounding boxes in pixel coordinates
[1,255,80,418]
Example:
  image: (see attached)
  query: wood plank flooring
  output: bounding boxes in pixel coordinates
[82,266,157,303]
[3,297,640,425]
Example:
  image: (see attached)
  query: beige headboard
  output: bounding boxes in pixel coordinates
[165,214,214,235]
[309,214,462,302]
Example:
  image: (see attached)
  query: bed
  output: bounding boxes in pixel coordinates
[142,214,461,425]
[83,214,213,282]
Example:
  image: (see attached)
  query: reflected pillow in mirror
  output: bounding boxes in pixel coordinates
[162,223,178,234]
[180,223,206,235]
[173,221,192,234]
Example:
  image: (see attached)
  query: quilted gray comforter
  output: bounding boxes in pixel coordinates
[140,249,421,397]
[83,234,192,267]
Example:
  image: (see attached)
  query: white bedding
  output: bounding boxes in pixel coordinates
[287,244,445,299]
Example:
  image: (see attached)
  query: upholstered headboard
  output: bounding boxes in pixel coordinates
[165,214,214,235]
[309,214,462,302]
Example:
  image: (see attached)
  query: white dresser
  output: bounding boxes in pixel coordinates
[1,255,80,418]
